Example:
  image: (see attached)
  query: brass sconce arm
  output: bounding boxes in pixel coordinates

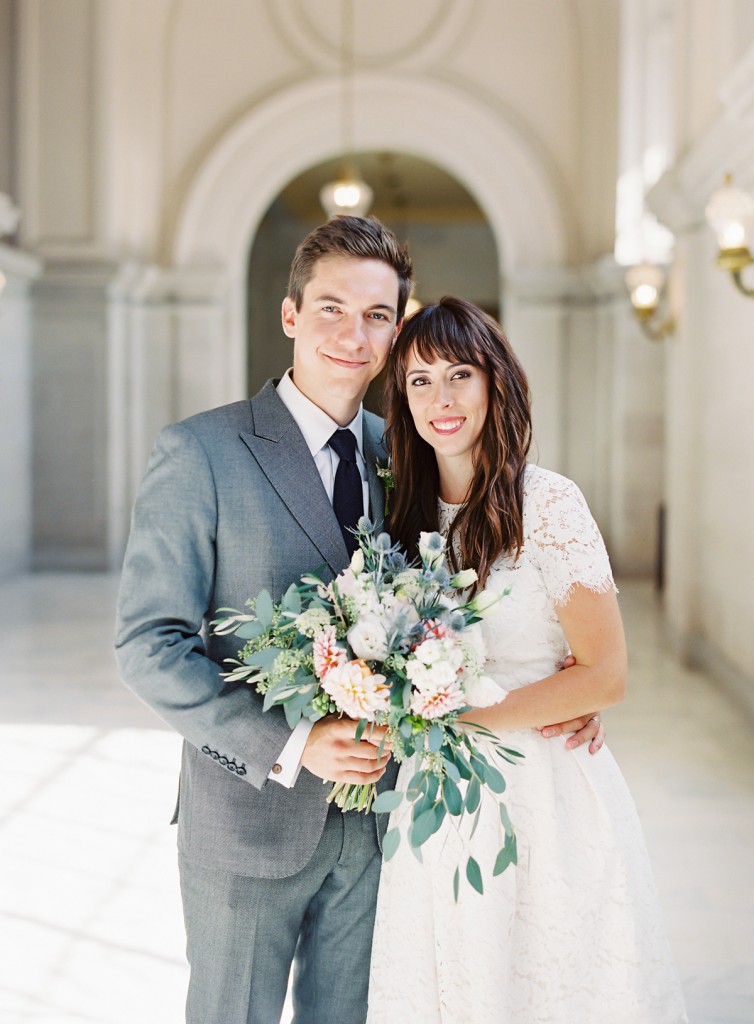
[706,175,754,299]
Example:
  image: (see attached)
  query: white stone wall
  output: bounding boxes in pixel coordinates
[648,7,754,706]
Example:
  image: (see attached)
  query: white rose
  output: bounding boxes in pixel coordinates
[347,617,390,661]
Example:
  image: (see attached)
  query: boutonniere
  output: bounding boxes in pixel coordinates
[375,460,395,517]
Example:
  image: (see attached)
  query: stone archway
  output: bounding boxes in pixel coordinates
[173,73,567,402]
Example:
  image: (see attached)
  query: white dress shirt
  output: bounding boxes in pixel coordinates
[268,370,369,786]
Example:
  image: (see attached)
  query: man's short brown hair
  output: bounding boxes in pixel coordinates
[287,215,413,320]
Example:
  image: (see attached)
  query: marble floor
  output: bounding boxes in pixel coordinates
[0,574,752,1024]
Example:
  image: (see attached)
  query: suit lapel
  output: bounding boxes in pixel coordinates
[240,382,349,574]
[363,414,387,534]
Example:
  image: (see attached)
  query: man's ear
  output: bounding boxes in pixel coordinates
[391,318,403,348]
[281,296,297,339]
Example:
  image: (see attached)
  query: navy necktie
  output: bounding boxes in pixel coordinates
[328,429,362,556]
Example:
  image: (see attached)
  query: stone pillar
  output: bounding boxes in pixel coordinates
[504,260,665,576]
[0,243,42,577]
[107,264,229,566]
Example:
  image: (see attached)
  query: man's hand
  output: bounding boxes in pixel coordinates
[537,654,605,755]
[300,717,391,783]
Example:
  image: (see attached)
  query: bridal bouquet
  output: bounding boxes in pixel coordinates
[212,520,522,894]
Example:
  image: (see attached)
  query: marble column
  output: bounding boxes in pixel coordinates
[0,243,42,578]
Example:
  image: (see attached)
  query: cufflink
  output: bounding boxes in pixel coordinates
[271,763,283,775]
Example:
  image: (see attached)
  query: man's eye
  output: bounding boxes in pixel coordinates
[369,311,389,321]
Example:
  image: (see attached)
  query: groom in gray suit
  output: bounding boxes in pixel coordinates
[115,215,604,1024]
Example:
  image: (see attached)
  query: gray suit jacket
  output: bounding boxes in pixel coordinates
[115,380,398,878]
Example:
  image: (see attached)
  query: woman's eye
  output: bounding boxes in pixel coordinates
[409,377,429,387]
[451,370,470,380]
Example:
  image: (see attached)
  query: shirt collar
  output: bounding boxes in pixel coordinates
[276,370,364,457]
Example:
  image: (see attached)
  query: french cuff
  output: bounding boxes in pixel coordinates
[268,718,314,787]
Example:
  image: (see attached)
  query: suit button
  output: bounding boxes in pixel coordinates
[211,751,219,760]
[271,763,282,775]
[219,756,228,766]
[237,766,247,777]
[201,746,210,755]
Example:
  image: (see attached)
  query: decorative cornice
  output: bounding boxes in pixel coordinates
[108,262,229,305]
[506,256,628,305]
[648,43,754,234]
[0,242,43,281]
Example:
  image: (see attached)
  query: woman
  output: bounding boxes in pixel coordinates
[366,298,687,1023]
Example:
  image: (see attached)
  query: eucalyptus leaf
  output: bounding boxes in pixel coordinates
[372,789,404,814]
[399,719,414,740]
[243,647,282,668]
[427,723,443,752]
[406,771,426,801]
[483,762,507,794]
[282,583,302,616]
[450,748,472,781]
[283,702,302,729]
[234,620,265,640]
[442,777,463,816]
[255,590,274,628]
[499,801,513,836]
[453,866,460,903]
[409,807,437,848]
[355,719,367,743]
[382,828,401,861]
[442,757,461,784]
[493,832,518,875]
[466,855,484,895]
[465,775,481,814]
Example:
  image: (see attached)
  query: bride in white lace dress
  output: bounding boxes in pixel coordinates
[366,297,687,1024]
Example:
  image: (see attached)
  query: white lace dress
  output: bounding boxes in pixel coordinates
[366,465,687,1024]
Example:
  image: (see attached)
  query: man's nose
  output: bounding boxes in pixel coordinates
[338,314,368,346]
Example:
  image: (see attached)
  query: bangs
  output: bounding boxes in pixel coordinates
[397,303,489,376]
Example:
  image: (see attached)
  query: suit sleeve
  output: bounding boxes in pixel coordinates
[114,423,293,789]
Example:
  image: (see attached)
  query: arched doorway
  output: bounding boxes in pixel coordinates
[173,73,566,406]
[246,151,499,412]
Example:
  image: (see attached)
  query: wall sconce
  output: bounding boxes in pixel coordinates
[705,173,754,297]
[625,262,675,341]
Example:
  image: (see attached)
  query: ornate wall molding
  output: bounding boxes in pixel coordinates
[262,0,479,71]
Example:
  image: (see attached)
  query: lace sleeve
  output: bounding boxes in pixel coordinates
[527,472,616,605]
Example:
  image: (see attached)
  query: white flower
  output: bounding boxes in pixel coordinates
[466,588,501,618]
[409,676,466,719]
[312,626,347,678]
[407,657,458,691]
[450,568,478,589]
[321,659,390,721]
[295,607,334,638]
[418,531,446,569]
[393,570,425,602]
[331,569,380,616]
[350,548,365,575]
[412,636,463,673]
[462,673,508,709]
[347,616,390,661]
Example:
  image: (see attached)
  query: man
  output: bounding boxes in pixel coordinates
[115,216,603,1024]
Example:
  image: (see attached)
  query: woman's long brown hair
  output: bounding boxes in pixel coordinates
[384,296,532,587]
